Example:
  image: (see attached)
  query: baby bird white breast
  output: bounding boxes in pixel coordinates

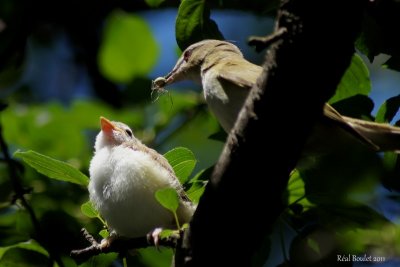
[88,145,175,238]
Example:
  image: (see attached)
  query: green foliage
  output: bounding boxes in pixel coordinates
[164,147,197,185]
[375,94,400,123]
[0,240,49,260]
[98,10,159,83]
[339,223,400,256]
[0,1,400,266]
[137,247,174,267]
[155,188,180,227]
[145,0,165,8]
[329,54,371,104]
[80,201,99,219]
[185,166,212,203]
[175,0,224,50]
[155,188,179,213]
[99,229,109,239]
[285,170,313,212]
[14,150,89,186]
[1,101,143,166]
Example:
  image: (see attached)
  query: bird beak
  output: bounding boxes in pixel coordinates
[100,116,117,134]
[164,57,186,85]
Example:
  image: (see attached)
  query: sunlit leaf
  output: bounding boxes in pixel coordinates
[0,240,49,259]
[155,188,179,213]
[375,94,400,123]
[329,54,371,104]
[99,10,158,83]
[164,147,196,185]
[159,229,175,239]
[81,201,98,219]
[186,180,207,204]
[286,170,313,211]
[99,229,109,239]
[14,150,89,186]
[176,0,224,50]
[186,167,211,203]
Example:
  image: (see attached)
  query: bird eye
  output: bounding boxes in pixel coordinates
[183,49,192,62]
[125,129,133,138]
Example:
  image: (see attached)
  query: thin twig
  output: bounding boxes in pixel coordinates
[248,27,288,52]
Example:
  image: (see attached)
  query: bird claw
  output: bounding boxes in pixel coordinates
[99,235,116,249]
[147,227,164,250]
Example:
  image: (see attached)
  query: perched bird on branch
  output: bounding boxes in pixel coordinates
[153,39,400,152]
[88,117,194,241]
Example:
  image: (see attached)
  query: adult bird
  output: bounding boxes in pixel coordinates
[153,39,400,152]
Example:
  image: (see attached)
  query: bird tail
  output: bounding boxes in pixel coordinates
[344,117,400,152]
[323,104,400,152]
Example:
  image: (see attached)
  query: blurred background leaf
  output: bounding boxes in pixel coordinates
[99,10,159,83]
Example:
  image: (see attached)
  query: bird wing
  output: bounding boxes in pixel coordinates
[216,60,263,90]
[124,141,191,203]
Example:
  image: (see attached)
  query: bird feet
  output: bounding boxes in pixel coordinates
[146,227,182,250]
[146,227,163,249]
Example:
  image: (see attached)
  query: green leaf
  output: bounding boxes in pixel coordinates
[164,147,196,185]
[155,188,179,213]
[145,0,165,7]
[0,240,49,260]
[99,229,109,239]
[186,181,206,204]
[176,0,224,50]
[98,10,158,83]
[159,229,175,239]
[329,54,371,104]
[286,170,313,211]
[375,94,400,123]
[186,167,212,203]
[14,150,89,186]
[81,201,99,218]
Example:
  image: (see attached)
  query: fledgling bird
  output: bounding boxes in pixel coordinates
[88,117,194,239]
[153,39,400,152]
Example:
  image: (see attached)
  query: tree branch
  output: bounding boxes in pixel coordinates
[70,228,181,262]
[182,0,367,266]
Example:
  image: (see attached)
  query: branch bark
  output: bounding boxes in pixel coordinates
[70,228,181,262]
[182,0,367,266]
